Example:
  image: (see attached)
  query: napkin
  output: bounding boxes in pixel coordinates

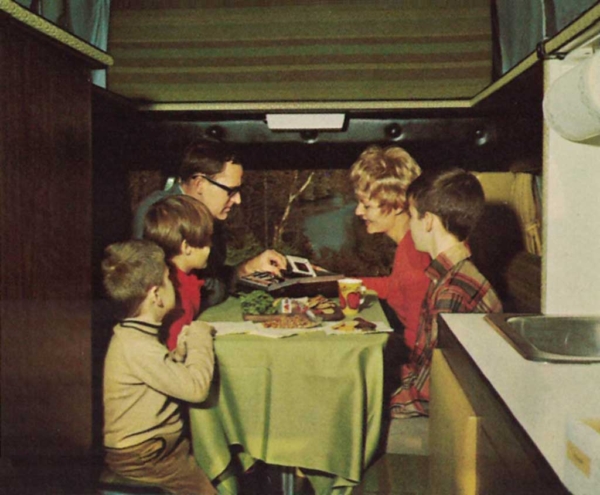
[211,321,303,338]
[322,321,393,335]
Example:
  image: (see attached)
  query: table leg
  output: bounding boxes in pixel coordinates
[215,468,239,494]
[281,466,295,495]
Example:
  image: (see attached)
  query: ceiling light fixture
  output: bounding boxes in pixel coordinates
[266,113,346,131]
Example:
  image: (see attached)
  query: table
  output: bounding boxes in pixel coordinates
[189,293,390,495]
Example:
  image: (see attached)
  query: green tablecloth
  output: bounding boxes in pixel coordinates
[190,294,389,495]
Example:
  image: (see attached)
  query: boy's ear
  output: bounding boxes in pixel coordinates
[424,212,435,232]
[150,285,164,308]
[181,239,192,256]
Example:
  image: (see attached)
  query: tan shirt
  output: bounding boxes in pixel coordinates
[103,322,214,449]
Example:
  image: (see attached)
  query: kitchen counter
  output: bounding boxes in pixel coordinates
[441,314,600,492]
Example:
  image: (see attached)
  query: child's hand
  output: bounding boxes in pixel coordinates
[184,321,216,350]
[169,328,189,363]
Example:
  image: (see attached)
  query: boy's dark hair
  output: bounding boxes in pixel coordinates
[179,140,240,183]
[407,168,485,241]
[143,195,213,260]
[102,240,166,318]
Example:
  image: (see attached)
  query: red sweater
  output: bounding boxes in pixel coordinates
[166,268,205,351]
[361,231,430,349]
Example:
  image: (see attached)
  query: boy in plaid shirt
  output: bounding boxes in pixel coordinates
[391,168,502,418]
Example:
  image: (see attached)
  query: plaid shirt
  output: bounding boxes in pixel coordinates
[391,242,502,418]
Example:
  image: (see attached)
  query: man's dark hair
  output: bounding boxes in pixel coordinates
[407,168,484,241]
[178,140,240,182]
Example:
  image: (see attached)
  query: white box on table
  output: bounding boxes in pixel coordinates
[565,418,600,495]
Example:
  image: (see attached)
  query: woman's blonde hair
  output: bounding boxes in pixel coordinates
[350,145,422,213]
[143,195,214,260]
[102,240,166,318]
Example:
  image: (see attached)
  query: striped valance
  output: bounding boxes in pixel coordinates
[107,0,492,104]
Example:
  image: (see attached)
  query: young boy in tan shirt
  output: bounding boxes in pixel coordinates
[101,239,217,495]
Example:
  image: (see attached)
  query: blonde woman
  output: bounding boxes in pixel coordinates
[350,145,430,417]
[350,145,430,352]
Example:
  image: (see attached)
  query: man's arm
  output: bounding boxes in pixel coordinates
[198,222,235,309]
[198,224,287,308]
[237,249,288,278]
[200,274,231,309]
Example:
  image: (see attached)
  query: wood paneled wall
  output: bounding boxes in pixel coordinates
[1,15,93,457]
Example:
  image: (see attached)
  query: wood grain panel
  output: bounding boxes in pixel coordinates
[1,16,93,456]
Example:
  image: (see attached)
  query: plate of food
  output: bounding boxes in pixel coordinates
[331,317,380,332]
[258,314,321,329]
[239,291,322,328]
[306,294,344,321]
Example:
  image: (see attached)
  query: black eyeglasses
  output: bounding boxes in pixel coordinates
[198,175,243,198]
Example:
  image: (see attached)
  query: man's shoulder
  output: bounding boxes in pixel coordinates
[138,184,181,209]
[132,183,182,238]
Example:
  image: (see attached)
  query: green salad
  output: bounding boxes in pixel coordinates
[239,290,277,315]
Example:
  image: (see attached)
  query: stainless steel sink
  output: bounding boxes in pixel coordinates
[485,314,600,363]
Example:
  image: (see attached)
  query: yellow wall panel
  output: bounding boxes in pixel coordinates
[430,349,480,495]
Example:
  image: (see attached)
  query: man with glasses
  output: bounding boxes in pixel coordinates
[133,140,287,308]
